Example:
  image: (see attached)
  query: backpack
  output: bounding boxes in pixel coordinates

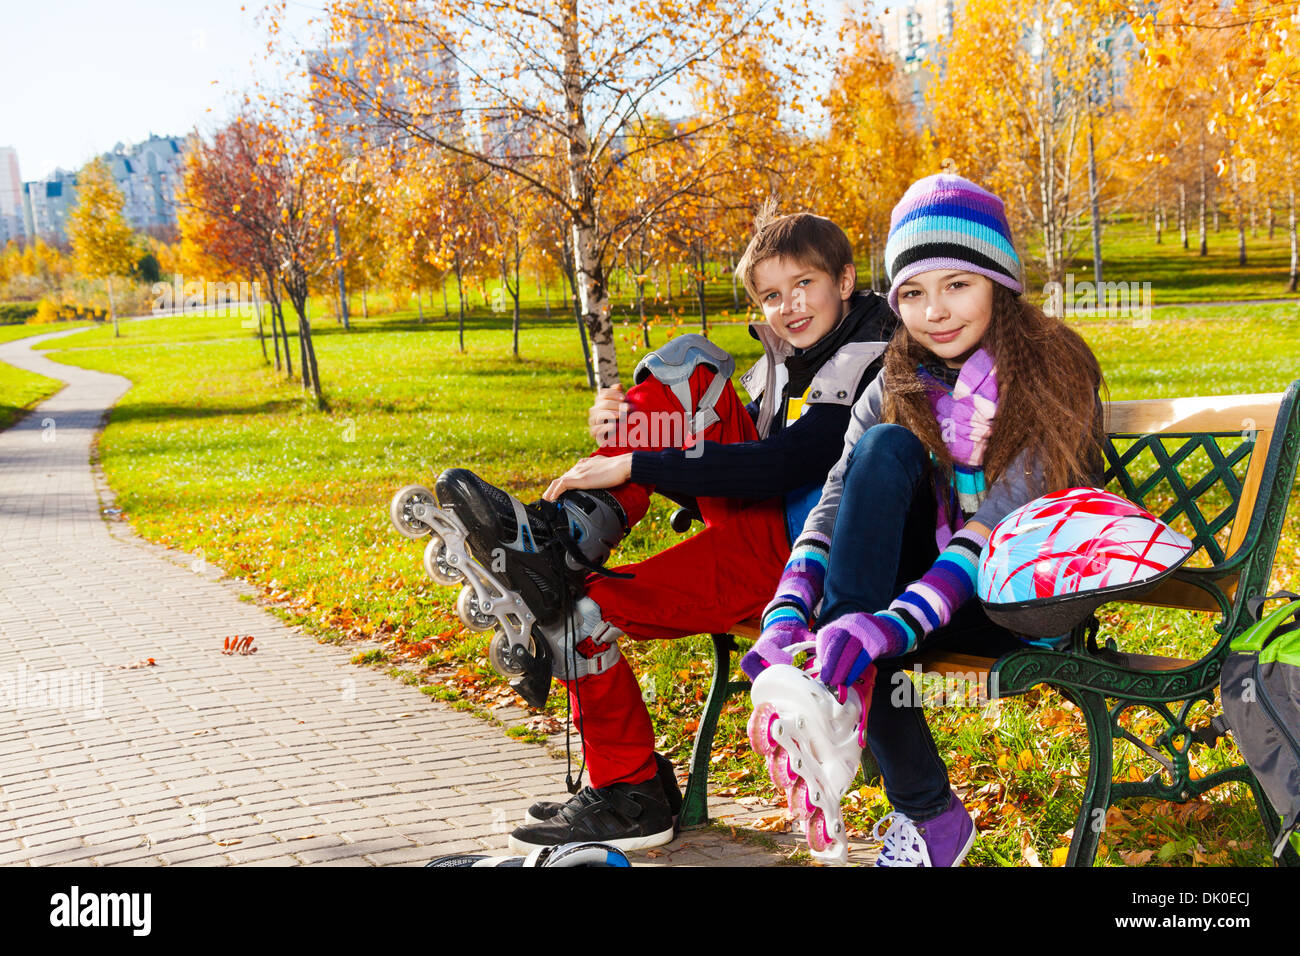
[1220,592,1300,861]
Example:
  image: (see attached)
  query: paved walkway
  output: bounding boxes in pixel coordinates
[0,327,863,866]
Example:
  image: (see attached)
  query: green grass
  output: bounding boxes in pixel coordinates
[0,362,64,431]
[0,319,96,344]
[0,321,98,429]
[17,288,1300,867]
[1021,216,1300,305]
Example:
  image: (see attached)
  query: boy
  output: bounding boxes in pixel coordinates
[426,211,897,851]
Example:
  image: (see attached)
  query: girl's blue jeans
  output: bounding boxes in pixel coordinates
[820,424,1020,821]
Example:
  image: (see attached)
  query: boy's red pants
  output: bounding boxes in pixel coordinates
[559,365,791,790]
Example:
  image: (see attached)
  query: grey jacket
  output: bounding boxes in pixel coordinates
[798,374,1046,544]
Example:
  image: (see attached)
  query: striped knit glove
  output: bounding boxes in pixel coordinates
[816,613,907,687]
[815,527,988,687]
[740,533,830,681]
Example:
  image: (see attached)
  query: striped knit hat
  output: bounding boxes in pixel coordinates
[884,174,1023,314]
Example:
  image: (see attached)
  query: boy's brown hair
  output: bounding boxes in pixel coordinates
[735,205,857,302]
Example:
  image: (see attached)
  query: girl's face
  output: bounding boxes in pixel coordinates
[896,271,994,368]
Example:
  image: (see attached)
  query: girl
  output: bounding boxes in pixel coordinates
[741,173,1105,867]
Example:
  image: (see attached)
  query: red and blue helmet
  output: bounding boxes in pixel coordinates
[978,488,1194,640]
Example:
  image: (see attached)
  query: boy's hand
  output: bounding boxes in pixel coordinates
[588,385,629,446]
[543,453,633,501]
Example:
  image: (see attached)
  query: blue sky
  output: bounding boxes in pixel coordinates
[1,0,318,181]
[2,0,853,183]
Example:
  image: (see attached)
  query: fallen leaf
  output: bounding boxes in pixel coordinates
[1020,831,1042,867]
[752,813,793,833]
[522,715,562,734]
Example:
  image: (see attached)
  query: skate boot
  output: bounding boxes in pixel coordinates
[434,468,628,626]
[388,474,628,708]
[746,650,873,866]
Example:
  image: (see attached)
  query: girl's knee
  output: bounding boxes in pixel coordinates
[848,424,927,472]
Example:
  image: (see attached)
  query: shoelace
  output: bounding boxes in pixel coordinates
[557,785,640,822]
[872,812,931,867]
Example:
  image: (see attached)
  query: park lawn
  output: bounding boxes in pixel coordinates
[35,298,1300,867]
[0,321,98,430]
[0,318,96,344]
[0,362,65,431]
[1018,215,1300,305]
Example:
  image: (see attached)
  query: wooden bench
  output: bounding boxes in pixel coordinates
[674,381,1300,867]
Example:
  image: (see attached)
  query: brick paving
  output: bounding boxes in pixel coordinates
[0,327,876,867]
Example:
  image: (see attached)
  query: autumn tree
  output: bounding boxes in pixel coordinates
[181,117,297,376]
[265,115,334,407]
[1131,0,1300,268]
[821,16,922,291]
[303,0,822,388]
[67,158,136,337]
[1264,89,1300,291]
[927,0,1133,287]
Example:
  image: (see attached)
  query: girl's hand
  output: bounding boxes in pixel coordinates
[587,385,629,446]
[815,612,908,687]
[543,454,633,501]
[741,616,814,681]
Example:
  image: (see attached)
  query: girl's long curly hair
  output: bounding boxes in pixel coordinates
[881,282,1107,492]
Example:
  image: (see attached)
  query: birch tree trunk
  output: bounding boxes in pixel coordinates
[1179,182,1188,249]
[562,0,617,388]
[1288,176,1297,293]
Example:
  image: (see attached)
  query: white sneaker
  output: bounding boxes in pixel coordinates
[873,791,976,867]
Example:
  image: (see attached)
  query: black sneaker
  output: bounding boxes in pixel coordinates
[507,778,675,853]
[524,753,682,826]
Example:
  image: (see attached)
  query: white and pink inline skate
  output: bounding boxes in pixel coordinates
[746,645,873,866]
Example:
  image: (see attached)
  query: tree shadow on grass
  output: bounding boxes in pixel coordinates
[304,312,584,336]
[107,398,304,426]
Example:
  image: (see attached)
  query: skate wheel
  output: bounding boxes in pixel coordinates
[456,588,496,632]
[747,704,780,756]
[390,484,436,540]
[422,534,464,586]
[487,630,535,678]
[767,749,798,791]
[804,810,834,853]
[789,779,817,817]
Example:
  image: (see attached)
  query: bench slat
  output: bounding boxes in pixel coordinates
[1225,426,1274,558]
[1129,573,1236,613]
[723,625,1197,679]
[1104,392,1283,436]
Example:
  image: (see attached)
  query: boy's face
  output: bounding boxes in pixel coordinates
[752,256,855,350]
